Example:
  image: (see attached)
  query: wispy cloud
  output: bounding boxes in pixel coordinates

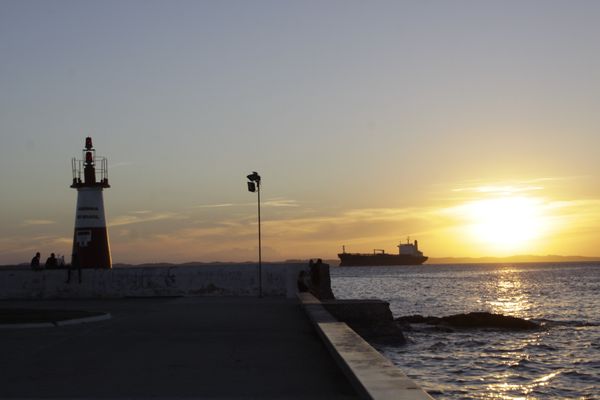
[451,176,587,195]
[193,203,235,209]
[193,198,299,209]
[343,207,424,220]
[22,219,56,226]
[545,199,600,224]
[0,235,72,262]
[110,211,183,227]
[453,185,544,194]
[108,204,435,262]
[263,198,300,207]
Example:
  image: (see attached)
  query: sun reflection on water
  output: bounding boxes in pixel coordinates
[486,268,532,318]
[479,268,550,399]
[484,370,561,399]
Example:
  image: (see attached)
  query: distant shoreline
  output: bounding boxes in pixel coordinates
[304,255,600,266]
[2,256,599,269]
[425,255,600,264]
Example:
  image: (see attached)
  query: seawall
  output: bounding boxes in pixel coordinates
[299,292,434,399]
[0,263,306,299]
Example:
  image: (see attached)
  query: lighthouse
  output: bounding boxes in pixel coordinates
[70,137,112,269]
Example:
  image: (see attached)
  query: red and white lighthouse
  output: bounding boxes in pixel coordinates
[70,137,112,269]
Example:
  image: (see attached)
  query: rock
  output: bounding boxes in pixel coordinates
[396,312,539,331]
[396,315,440,325]
[441,312,539,330]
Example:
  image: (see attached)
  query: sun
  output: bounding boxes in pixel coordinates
[458,196,547,252]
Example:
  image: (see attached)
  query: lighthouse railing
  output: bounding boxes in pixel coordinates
[71,156,108,184]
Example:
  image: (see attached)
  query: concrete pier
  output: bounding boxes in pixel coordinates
[0,297,357,399]
[0,265,435,399]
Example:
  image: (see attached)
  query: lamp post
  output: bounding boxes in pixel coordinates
[246,171,262,297]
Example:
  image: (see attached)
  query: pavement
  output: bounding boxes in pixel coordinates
[0,297,358,399]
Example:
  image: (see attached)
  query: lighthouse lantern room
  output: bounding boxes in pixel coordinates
[70,137,112,269]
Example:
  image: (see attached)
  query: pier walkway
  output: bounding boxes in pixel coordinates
[0,297,358,399]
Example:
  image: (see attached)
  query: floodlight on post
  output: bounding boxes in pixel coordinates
[246,171,262,297]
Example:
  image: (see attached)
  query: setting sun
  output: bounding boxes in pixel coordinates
[456,196,549,252]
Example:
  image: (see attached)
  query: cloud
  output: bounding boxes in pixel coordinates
[107,204,436,263]
[22,219,56,226]
[260,207,436,242]
[110,211,183,227]
[193,203,235,209]
[545,198,600,225]
[263,198,300,208]
[451,176,587,195]
[451,181,547,194]
[343,207,423,220]
[0,235,72,263]
[193,198,299,209]
[452,185,544,194]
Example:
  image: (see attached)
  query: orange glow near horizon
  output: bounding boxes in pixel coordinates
[431,182,594,258]
[1,178,598,265]
[454,196,550,253]
[72,188,600,263]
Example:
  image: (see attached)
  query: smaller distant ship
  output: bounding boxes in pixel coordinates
[338,239,428,266]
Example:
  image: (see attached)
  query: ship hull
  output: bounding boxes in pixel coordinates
[338,253,428,266]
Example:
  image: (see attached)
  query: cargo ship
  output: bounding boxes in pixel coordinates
[338,239,428,266]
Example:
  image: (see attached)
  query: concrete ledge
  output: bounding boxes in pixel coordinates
[0,312,111,329]
[0,263,307,299]
[299,292,434,400]
[56,312,112,326]
[0,322,55,329]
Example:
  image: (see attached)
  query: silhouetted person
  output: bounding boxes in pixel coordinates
[30,252,41,269]
[45,253,58,268]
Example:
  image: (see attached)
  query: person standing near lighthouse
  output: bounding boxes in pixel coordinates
[70,137,112,269]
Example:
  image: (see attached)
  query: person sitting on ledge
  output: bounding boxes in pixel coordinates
[30,252,41,269]
[45,253,58,268]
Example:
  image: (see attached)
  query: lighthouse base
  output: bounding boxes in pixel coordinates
[72,227,112,269]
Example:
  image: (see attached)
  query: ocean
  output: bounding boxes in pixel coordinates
[330,262,600,399]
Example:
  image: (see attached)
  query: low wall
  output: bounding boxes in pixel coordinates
[299,292,434,400]
[0,263,307,299]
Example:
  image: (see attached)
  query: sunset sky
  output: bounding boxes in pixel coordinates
[1,1,599,264]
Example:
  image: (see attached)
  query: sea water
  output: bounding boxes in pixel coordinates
[330,262,600,399]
